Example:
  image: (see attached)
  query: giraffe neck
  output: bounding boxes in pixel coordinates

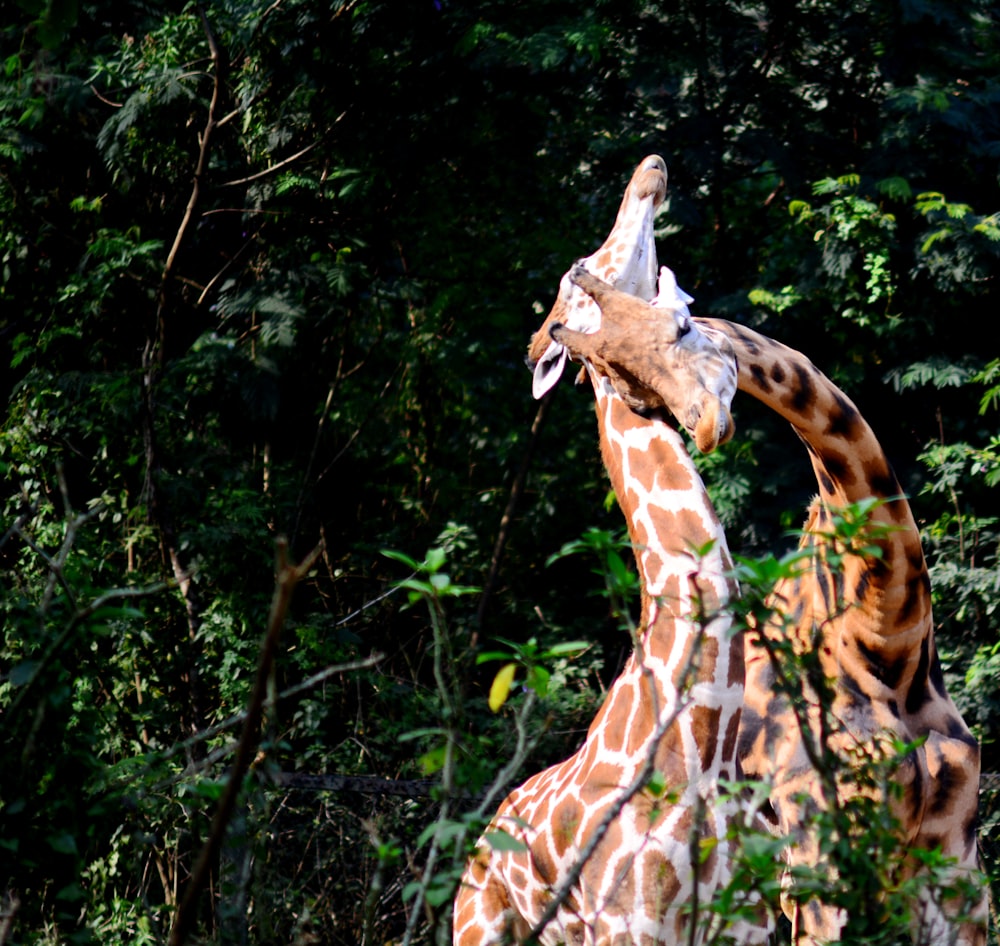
[586,372,743,782]
[704,319,931,659]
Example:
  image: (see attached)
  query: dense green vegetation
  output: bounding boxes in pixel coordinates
[1,0,998,942]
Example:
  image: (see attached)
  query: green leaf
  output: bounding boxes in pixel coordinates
[423,880,456,907]
[424,546,446,573]
[920,229,950,254]
[398,727,446,742]
[394,577,435,598]
[476,649,515,664]
[47,833,78,855]
[429,572,450,591]
[483,829,528,853]
[876,176,912,201]
[8,661,39,687]
[646,769,667,798]
[525,665,550,698]
[416,819,465,848]
[380,548,420,570]
[418,745,447,774]
[539,640,590,658]
[401,881,421,902]
[606,549,631,587]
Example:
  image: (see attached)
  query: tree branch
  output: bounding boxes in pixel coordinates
[142,2,226,740]
[476,390,553,631]
[217,142,319,188]
[167,537,323,946]
[158,4,223,303]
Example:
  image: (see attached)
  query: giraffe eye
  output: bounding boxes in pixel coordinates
[677,317,691,339]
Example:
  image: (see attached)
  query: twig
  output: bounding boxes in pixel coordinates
[167,537,323,946]
[90,84,122,108]
[476,389,554,631]
[334,583,405,627]
[195,231,261,308]
[157,5,223,302]
[134,654,384,788]
[218,142,319,188]
[291,383,335,546]
[0,504,36,551]
[6,576,171,723]
[0,890,20,946]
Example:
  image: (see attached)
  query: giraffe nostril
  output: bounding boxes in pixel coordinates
[684,404,701,433]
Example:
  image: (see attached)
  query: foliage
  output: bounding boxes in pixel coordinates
[1,0,998,942]
[728,502,984,946]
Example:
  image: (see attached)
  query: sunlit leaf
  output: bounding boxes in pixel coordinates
[488,663,517,713]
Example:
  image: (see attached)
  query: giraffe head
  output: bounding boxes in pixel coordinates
[528,155,666,371]
[526,154,736,453]
[551,266,736,453]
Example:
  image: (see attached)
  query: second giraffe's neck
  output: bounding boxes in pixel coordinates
[703,319,931,649]
[588,375,743,780]
[596,381,732,625]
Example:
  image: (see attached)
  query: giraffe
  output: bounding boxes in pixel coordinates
[526,270,988,946]
[453,156,771,945]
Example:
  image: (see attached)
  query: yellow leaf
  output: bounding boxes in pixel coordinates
[488,663,517,713]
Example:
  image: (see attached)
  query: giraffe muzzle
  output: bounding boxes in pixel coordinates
[691,399,735,454]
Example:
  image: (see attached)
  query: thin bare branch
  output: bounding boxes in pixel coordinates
[90,84,122,108]
[6,576,172,723]
[0,890,21,946]
[132,653,385,788]
[157,6,224,308]
[167,537,323,946]
[218,142,319,188]
[476,390,553,631]
[0,504,37,552]
[196,231,261,308]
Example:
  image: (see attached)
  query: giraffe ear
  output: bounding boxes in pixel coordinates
[652,266,694,315]
[532,340,568,399]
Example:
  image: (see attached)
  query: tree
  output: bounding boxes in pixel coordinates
[1,0,997,942]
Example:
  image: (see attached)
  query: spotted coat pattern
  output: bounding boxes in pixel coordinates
[529,271,987,946]
[701,320,987,946]
[452,381,762,946]
[454,156,771,946]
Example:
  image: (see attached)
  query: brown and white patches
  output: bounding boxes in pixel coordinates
[640,848,683,917]
[571,301,986,943]
[597,381,727,601]
[458,153,770,945]
[544,270,737,453]
[551,796,584,857]
[527,155,667,375]
[456,382,752,944]
[687,318,987,946]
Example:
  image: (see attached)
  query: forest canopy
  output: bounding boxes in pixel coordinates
[1,0,998,943]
